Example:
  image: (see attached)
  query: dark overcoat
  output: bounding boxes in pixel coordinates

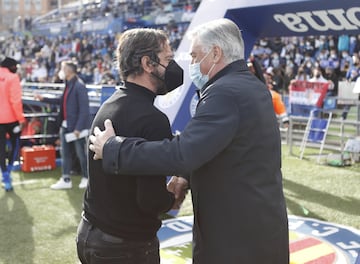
[103,60,289,263]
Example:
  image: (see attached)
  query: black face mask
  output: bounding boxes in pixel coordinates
[151,59,184,95]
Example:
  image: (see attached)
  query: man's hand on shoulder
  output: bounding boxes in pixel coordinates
[89,119,116,160]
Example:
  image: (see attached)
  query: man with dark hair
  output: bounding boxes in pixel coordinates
[76,28,183,264]
[36,60,90,189]
[0,57,25,191]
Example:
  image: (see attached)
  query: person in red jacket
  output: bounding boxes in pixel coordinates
[0,57,26,191]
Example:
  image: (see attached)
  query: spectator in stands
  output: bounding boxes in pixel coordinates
[326,48,340,70]
[302,52,316,75]
[324,67,339,96]
[340,50,352,79]
[100,71,117,85]
[355,35,360,53]
[31,61,48,82]
[294,65,310,81]
[308,66,335,97]
[78,65,94,84]
[270,66,285,93]
[309,66,334,89]
[283,65,296,93]
[88,18,289,264]
[35,60,90,190]
[0,57,26,192]
[249,59,289,127]
[77,28,182,264]
[264,72,289,127]
[247,55,266,83]
[346,53,360,81]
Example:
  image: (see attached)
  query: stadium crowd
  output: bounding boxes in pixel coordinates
[1,0,200,86]
[250,34,360,96]
[1,33,359,96]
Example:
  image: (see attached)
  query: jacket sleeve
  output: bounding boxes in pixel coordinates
[74,82,90,131]
[102,90,239,176]
[9,74,25,123]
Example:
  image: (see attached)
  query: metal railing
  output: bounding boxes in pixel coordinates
[21,82,360,158]
[285,104,360,158]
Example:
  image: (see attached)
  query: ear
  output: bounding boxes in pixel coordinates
[212,46,222,63]
[141,56,154,73]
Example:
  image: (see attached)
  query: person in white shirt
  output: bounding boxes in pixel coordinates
[309,66,334,91]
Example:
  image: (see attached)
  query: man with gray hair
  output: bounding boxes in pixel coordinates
[89,18,289,263]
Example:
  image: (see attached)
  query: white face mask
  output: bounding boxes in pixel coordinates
[58,70,65,80]
[189,50,215,89]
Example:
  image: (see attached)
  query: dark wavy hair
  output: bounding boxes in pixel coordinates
[116,28,168,80]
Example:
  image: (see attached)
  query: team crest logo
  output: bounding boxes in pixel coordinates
[158,215,360,264]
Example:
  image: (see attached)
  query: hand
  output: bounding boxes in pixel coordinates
[74,130,80,138]
[167,176,189,210]
[89,119,115,160]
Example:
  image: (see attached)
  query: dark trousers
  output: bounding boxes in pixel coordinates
[0,122,21,173]
[76,218,160,264]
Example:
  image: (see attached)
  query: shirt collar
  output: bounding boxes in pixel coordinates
[199,59,248,94]
[122,81,157,102]
[65,76,77,87]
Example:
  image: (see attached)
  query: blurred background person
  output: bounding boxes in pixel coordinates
[264,72,289,127]
[35,60,90,190]
[0,57,26,191]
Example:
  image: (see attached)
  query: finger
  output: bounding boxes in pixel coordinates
[167,183,175,193]
[104,119,115,134]
[89,144,94,152]
[89,135,96,144]
[104,119,113,129]
[93,126,101,136]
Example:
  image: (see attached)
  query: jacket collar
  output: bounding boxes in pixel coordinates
[65,76,77,88]
[122,81,157,102]
[199,59,248,94]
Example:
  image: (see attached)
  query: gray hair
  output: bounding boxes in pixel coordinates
[188,18,244,63]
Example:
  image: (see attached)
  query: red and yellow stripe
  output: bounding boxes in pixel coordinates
[290,234,336,264]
